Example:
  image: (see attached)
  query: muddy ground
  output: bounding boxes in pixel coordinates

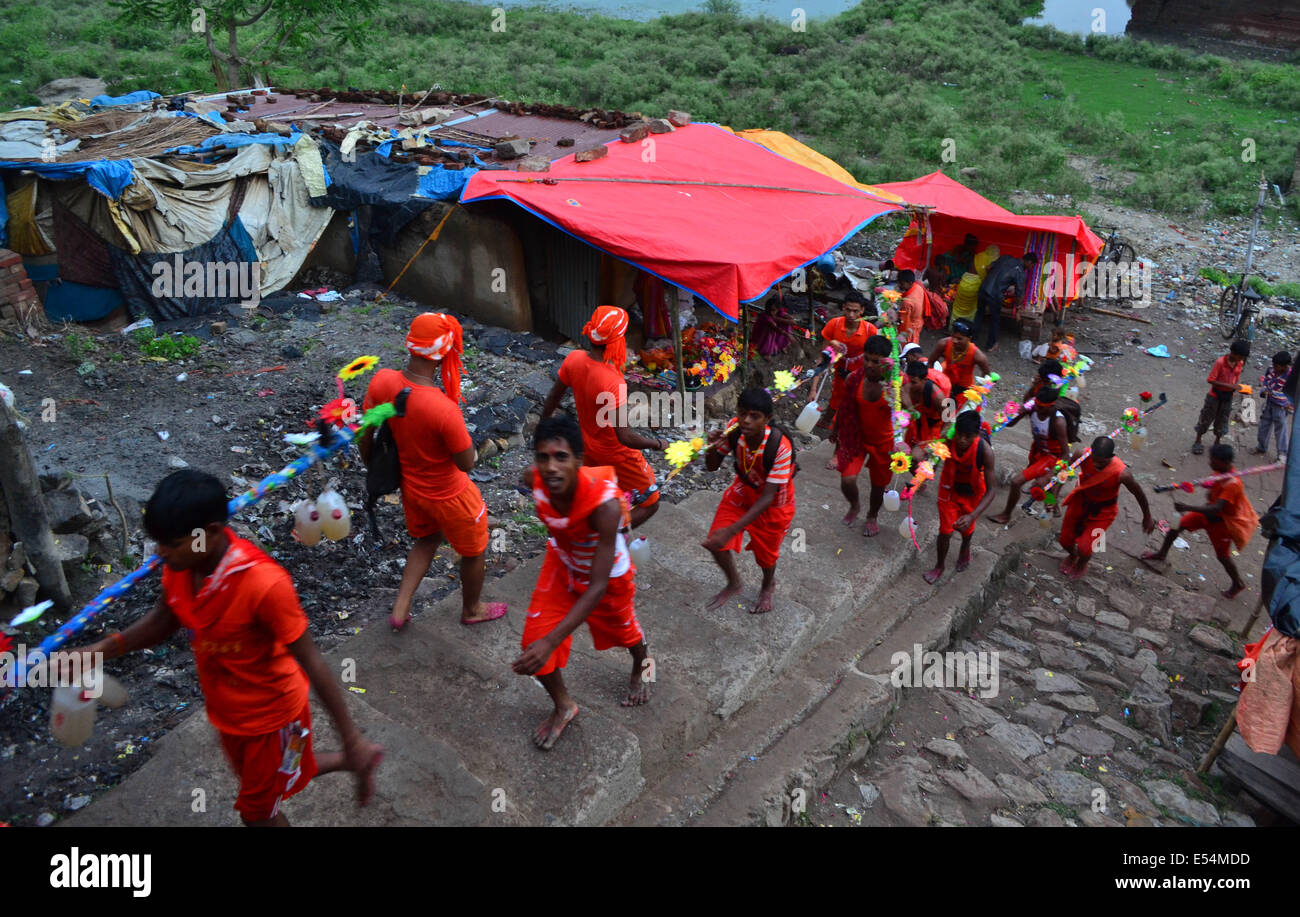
[1,198,1297,826]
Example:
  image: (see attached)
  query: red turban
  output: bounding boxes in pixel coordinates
[406,312,464,404]
[583,305,628,371]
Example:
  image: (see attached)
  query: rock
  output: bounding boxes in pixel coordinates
[1094,714,1144,745]
[16,577,38,608]
[493,138,532,159]
[1094,627,1139,656]
[1011,700,1066,734]
[1142,779,1221,825]
[619,122,649,143]
[1036,769,1097,805]
[989,628,1034,654]
[35,77,108,105]
[51,532,89,573]
[1033,629,1073,646]
[1039,644,1089,671]
[1167,585,1229,625]
[1058,725,1115,756]
[1046,693,1100,713]
[65,794,91,811]
[1,568,21,592]
[940,690,1007,729]
[1114,749,1147,772]
[995,773,1048,806]
[478,439,498,460]
[941,767,1007,804]
[575,145,608,163]
[1075,596,1096,617]
[1100,775,1159,816]
[988,721,1046,760]
[1076,808,1123,827]
[556,137,575,148]
[989,813,1023,827]
[1188,623,1236,656]
[924,738,967,763]
[1077,670,1127,692]
[167,456,189,469]
[1146,604,1173,629]
[1138,664,1169,691]
[1107,586,1142,618]
[1029,807,1066,827]
[1033,668,1086,694]
[999,612,1034,635]
[516,156,551,172]
[1221,810,1256,827]
[1127,681,1173,745]
[875,761,934,827]
[1171,688,1211,729]
[1023,606,1062,627]
[1132,627,1168,648]
[35,812,56,827]
[210,321,227,335]
[647,118,675,134]
[1076,643,1115,669]
[1096,610,1130,630]
[280,344,303,359]
[1066,619,1096,640]
[44,488,93,534]
[857,782,880,807]
[666,109,692,127]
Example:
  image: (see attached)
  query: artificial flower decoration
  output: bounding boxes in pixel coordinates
[890,452,912,475]
[994,412,1008,425]
[915,460,934,479]
[319,397,360,427]
[879,289,902,303]
[665,440,698,469]
[1180,481,1196,493]
[892,410,912,429]
[927,442,951,462]
[1140,391,1154,402]
[962,387,985,406]
[1044,492,1058,507]
[1030,486,1046,502]
[772,370,796,393]
[338,355,379,381]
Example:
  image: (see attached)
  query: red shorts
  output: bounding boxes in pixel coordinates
[906,414,943,448]
[1180,511,1233,557]
[522,549,645,677]
[218,700,319,822]
[590,449,659,509]
[402,481,489,555]
[709,483,797,568]
[1021,452,1063,484]
[1059,500,1118,557]
[839,441,894,488]
[938,491,982,536]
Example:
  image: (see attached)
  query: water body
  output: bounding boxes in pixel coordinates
[1025,0,1132,37]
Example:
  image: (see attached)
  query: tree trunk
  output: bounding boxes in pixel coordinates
[0,402,71,612]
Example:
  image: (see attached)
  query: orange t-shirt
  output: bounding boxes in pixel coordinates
[1207,356,1244,395]
[899,284,925,345]
[1210,475,1259,550]
[558,350,629,464]
[820,316,877,360]
[363,367,472,502]
[162,531,309,736]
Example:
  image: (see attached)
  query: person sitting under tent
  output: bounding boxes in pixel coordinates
[950,244,998,329]
[937,234,980,285]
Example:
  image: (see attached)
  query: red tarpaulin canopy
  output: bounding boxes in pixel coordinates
[460,123,903,322]
[874,171,1104,306]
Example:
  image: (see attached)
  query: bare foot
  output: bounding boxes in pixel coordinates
[1058,557,1076,576]
[988,512,1011,526]
[751,584,775,614]
[843,504,860,525]
[461,601,508,625]
[825,457,838,471]
[707,582,743,611]
[622,672,652,707]
[955,550,971,572]
[1222,582,1247,599]
[352,743,385,807]
[1067,561,1089,581]
[862,517,880,537]
[534,703,578,750]
[923,566,943,584]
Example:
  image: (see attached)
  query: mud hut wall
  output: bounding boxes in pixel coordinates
[377,200,532,332]
[292,209,358,282]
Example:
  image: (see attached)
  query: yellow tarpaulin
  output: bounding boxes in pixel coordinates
[720,127,907,206]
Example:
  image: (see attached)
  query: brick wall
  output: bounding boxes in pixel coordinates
[0,249,41,324]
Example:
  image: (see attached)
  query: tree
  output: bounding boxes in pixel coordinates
[113,0,378,91]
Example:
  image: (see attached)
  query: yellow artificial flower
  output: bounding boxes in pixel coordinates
[772,370,796,393]
[665,440,697,469]
[890,451,911,474]
[962,388,984,406]
[690,437,705,452]
[338,355,380,381]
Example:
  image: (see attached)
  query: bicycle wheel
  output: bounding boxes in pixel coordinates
[1218,287,1244,339]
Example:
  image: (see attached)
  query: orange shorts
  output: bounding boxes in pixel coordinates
[709,483,797,568]
[938,491,982,536]
[402,480,489,555]
[590,449,659,508]
[1059,500,1118,557]
[1021,452,1063,484]
[906,414,944,448]
[839,441,894,488]
[522,549,645,677]
[1180,511,1233,557]
[218,700,318,822]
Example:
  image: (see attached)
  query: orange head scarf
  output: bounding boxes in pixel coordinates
[406,312,464,403]
[583,305,628,371]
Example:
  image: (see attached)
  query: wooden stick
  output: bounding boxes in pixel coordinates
[293,111,365,121]
[103,473,129,556]
[1085,306,1154,324]
[1198,706,1237,775]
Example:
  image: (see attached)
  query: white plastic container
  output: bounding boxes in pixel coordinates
[294,500,323,546]
[629,535,651,569]
[794,402,822,434]
[97,674,129,709]
[1130,427,1147,452]
[50,685,97,747]
[899,516,916,540]
[882,489,902,512]
[317,490,351,541]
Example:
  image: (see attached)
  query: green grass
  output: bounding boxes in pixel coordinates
[2,0,1298,219]
[136,330,202,360]
[63,331,98,360]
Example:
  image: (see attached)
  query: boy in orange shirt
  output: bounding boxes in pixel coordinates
[834,334,900,537]
[819,295,877,427]
[1058,436,1155,581]
[895,270,926,347]
[63,470,383,825]
[511,415,650,750]
[542,305,667,528]
[925,411,997,584]
[1192,339,1249,455]
[1144,444,1259,598]
[362,313,504,630]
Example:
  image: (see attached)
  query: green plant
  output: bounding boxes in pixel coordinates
[64,332,99,360]
[139,333,202,360]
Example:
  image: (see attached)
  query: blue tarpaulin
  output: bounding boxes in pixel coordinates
[0,158,136,200]
[416,166,478,201]
[89,90,161,109]
[164,130,301,155]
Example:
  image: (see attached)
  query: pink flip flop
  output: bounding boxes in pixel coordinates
[462,602,508,626]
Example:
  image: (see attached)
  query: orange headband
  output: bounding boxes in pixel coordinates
[406,312,464,404]
[583,305,628,370]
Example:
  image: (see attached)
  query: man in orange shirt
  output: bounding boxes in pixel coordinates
[361,312,505,630]
[1058,437,1155,581]
[62,470,383,825]
[542,305,667,528]
[512,415,651,750]
[1192,340,1249,455]
[819,294,877,427]
[834,334,901,537]
[1144,444,1259,598]
[925,410,997,584]
[896,270,926,347]
[928,319,990,408]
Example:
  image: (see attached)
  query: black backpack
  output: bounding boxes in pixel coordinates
[363,387,412,539]
[728,424,800,490]
[1056,396,1083,444]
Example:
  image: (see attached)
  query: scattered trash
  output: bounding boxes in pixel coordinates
[175,372,187,382]
[120,318,154,335]
[156,430,170,441]
[1173,537,1189,550]
[1145,345,1170,358]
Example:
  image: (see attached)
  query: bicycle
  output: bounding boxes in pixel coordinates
[1097,228,1136,268]
[1218,283,1265,342]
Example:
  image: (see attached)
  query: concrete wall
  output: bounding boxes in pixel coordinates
[377,200,532,332]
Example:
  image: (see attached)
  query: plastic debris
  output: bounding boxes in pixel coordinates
[1146,345,1170,358]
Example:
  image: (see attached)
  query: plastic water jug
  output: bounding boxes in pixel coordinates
[1130,427,1147,452]
[51,685,97,747]
[317,490,351,541]
[883,489,902,512]
[899,516,916,540]
[629,536,650,570]
[294,500,323,546]
[96,673,129,709]
[794,402,822,434]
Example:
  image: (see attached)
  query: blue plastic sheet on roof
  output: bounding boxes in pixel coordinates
[163,130,300,155]
[89,90,161,109]
[416,166,478,201]
[0,158,136,200]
